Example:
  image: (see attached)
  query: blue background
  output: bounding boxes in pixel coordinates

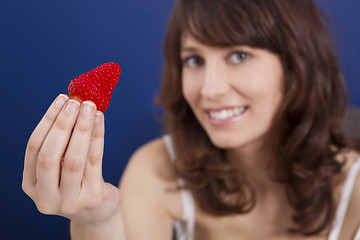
[0,0,358,239]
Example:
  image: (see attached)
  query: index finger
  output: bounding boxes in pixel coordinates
[23,94,69,191]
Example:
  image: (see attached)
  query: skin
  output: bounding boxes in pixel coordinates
[181,34,289,197]
[22,37,360,240]
[181,35,283,154]
[22,96,125,239]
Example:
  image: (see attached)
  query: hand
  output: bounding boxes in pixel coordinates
[22,94,122,226]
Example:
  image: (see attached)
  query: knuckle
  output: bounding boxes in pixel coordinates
[22,182,35,197]
[37,151,57,171]
[27,136,42,155]
[87,152,101,166]
[63,158,84,173]
[54,117,71,131]
[92,127,105,138]
[44,110,57,124]
[74,122,92,135]
[36,200,57,215]
[60,203,78,216]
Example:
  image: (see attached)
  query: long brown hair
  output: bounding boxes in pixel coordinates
[156,0,348,236]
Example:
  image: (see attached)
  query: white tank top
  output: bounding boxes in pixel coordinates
[163,135,360,240]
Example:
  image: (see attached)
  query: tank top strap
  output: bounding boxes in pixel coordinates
[354,227,360,240]
[163,134,176,161]
[328,157,360,240]
[163,135,196,240]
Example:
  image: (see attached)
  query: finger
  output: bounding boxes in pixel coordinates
[59,101,97,199]
[36,99,81,195]
[82,111,105,191]
[23,94,69,195]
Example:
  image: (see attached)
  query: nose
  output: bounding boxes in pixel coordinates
[200,62,230,99]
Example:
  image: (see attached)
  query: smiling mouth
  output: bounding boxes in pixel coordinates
[208,106,248,120]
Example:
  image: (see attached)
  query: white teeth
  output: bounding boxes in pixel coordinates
[209,107,246,120]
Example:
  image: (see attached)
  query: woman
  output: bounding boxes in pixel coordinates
[22,0,360,239]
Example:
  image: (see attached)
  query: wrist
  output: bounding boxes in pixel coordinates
[70,210,126,240]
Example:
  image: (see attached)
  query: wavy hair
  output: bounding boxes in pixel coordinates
[156,0,348,236]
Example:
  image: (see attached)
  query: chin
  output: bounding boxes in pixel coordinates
[208,133,247,149]
[206,129,266,152]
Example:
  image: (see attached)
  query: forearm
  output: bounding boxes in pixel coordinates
[70,212,126,240]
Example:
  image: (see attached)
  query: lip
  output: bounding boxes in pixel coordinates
[205,106,247,126]
[205,106,242,111]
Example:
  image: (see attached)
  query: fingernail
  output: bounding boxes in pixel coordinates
[55,94,68,108]
[66,99,80,113]
[95,111,102,124]
[82,101,95,116]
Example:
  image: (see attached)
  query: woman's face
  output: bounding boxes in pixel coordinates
[181,34,284,153]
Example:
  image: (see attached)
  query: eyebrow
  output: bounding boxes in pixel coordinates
[180,46,198,53]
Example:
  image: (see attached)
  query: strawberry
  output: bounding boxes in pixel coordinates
[68,62,121,112]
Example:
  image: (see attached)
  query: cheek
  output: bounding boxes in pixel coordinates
[182,73,201,105]
[247,64,283,103]
[261,71,283,107]
[231,67,283,119]
[252,76,284,122]
[181,79,192,104]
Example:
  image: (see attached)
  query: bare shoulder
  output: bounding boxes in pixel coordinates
[120,137,178,190]
[119,137,183,237]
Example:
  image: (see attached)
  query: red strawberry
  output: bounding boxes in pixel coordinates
[68,62,121,112]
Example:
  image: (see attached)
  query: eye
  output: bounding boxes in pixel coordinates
[228,51,251,64]
[182,55,204,68]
